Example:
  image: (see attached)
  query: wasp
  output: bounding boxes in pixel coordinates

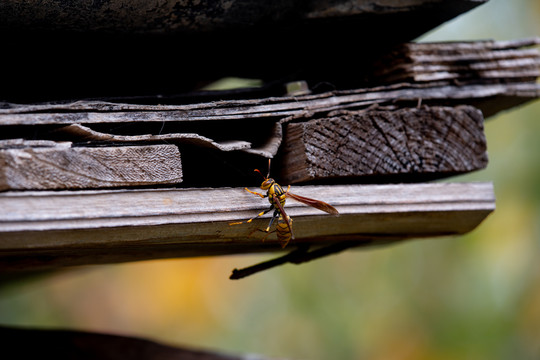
[230,160,338,247]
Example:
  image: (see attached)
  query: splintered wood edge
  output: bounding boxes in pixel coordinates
[0,182,495,270]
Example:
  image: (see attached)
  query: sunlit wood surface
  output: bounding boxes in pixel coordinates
[0,182,495,271]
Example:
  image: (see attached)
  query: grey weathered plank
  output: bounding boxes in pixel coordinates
[372,38,540,83]
[0,182,495,270]
[55,124,253,152]
[279,106,488,184]
[54,123,281,158]
[0,141,183,190]
[1,82,538,126]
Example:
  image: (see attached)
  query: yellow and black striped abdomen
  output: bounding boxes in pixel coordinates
[276,215,293,247]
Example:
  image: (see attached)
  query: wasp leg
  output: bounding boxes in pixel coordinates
[264,210,280,232]
[249,210,279,242]
[244,187,267,199]
[229,205,273,226]
[246,210,280,243]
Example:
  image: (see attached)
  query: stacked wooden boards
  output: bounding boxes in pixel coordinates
[0,38,539,270]
[0,0,489,102]
[371,38,540,84]
[1,39,538,190]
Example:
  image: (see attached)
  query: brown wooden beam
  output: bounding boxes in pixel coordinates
[278,106,487,184]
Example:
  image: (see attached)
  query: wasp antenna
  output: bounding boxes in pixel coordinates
[254,168,265,179]
[266,158,272,178]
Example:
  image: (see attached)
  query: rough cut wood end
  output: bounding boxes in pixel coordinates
[279,106,488,184]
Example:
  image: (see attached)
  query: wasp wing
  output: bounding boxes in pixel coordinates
[271,193,294,239]
[286,192,339,215]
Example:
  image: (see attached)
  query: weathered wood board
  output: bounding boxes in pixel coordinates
[0,182,495,271]
[1,105,490,190]
[372,38,540,84]
[1,81,538,124]
[279,106,488,184]
[0,140,183,190]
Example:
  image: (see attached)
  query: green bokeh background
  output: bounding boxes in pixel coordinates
[1,1,540,359]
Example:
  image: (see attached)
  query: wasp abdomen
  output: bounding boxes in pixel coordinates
[276,215,293,247]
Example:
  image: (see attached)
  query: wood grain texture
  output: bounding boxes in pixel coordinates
[0,182,495,270]
[279,106,487,184]
[372,38,540,84]
[56,124,252,152]
[1,82,538,124]
[0,142,183,190]
[53,122,282,158]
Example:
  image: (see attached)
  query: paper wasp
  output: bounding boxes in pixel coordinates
[230,160,339,247]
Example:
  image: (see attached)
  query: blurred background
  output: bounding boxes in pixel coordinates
[1,0,539,359]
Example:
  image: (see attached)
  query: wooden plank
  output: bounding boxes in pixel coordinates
[5,103,492,190]
[1,38,536,119]
[372,38,540,84]
[278,106,487,184]
[0,141,183,190]
[53,123,281,158]
[0,182,495,271]
[1,82,538,126]
[55,124,253,151]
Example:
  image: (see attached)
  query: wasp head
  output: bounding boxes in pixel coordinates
[260,177,275,190]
